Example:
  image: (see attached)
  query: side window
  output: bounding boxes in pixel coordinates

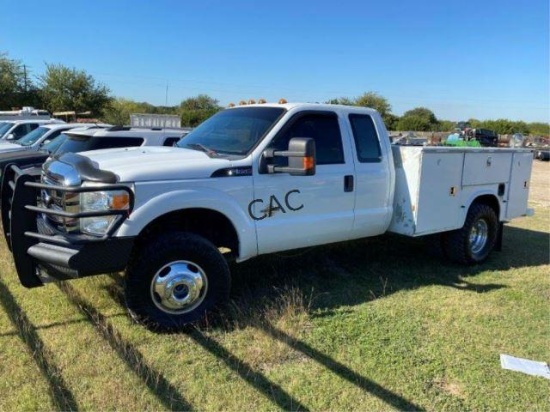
[349,114,382,163]
[269,113,344,165]
[12,124,29,138]
[29,123,39,131]
[95,137,144,149]
[163,136,181,147]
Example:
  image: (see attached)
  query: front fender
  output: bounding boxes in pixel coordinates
[116,187,258,261]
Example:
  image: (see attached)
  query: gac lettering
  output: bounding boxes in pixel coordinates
[248,189,303,220]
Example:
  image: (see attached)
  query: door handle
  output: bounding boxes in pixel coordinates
[344,175,354,192]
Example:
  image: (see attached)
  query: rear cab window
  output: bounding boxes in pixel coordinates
[348,114,382,163]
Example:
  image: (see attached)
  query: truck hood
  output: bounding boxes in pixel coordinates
[0,142,24,153]
[79,146,235,181]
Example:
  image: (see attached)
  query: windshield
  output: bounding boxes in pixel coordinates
[176,107,285,156]
[17,126,49,146]
[0,122,13,136]
[55,134,100,155]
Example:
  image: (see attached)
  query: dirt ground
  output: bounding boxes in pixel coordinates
[529,159,549,207]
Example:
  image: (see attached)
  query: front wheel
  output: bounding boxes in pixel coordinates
[444,203,499,265]
[125,232,230,330]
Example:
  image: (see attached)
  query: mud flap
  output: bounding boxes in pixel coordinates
[495,222,504,252]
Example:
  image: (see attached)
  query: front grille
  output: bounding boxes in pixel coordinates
[41,173,80,233]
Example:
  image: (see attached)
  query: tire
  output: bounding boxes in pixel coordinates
[125,231,230,331]
[444,203,498,265]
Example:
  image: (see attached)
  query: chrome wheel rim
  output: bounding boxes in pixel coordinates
[469,219,489,254]
[150,260,208,314]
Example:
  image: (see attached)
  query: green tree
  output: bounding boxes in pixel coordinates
[437,120,455,132]
[326,91,394,128]
[402,107,438,125]
[397,115,432,131]
[527,122,550,135]
[398,107,439,131]
[39,63,111,116]
[0,52,41,109]
[102,98,144,125]
[384,113,400,131]
[354,92,392,118]
[179,94,221,127]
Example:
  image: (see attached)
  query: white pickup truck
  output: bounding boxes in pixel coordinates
[2,103,534,330]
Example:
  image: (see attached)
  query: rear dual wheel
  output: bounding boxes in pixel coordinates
[444,203,499,265]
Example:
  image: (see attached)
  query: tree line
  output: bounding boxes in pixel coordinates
[1,52,548,135]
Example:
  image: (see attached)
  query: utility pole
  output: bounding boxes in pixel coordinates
[165,81,169,106]
[23,64,28,92]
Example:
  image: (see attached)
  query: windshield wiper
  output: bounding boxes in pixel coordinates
[186,143,218,157]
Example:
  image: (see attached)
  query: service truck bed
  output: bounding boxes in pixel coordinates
[388,146,533,237]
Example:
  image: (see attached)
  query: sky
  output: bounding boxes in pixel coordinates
[1,0,549,122]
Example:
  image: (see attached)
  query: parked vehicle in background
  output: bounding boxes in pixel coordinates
[0,126,191,187]
[51,126,191,154]
[0,107,51,121]
[0,123,110,155]
[536,149,550,161]
[2,102,534,330]
[508,133,527,148]
[0,119,65,141]
[467,128,499,147]
[392,132,427,146]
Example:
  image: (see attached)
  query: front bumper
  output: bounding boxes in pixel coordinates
[26,235,134,284]
[4,164,135,288]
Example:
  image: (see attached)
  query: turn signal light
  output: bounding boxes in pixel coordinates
[303,156,314,170]
[111,193,130,210]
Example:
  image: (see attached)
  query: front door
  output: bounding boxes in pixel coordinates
[251,111,355,255]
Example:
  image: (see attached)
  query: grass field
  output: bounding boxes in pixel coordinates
[0,163,548,411]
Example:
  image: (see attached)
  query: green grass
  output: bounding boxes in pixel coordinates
[0,206,548,411]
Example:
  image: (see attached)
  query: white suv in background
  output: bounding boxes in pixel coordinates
[0,123,110,155]
[50,126,192,155]
[0,119,65,141]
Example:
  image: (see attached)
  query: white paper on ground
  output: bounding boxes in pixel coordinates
[500,354,550,379]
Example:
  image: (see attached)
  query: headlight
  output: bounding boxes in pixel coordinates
[79,190,130,236]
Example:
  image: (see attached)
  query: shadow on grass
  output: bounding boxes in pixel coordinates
[215,225,547,410]
[0,315,126,338]
[230,225,549,313]
[102,277,311,411]
[189,330,310,411]
[262,323,424,411]
[54,224,547,411]
[56,282,192,411]
[0,279,79,411]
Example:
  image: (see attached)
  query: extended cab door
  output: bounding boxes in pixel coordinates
[346,113,394,238]
[252,111,355,254]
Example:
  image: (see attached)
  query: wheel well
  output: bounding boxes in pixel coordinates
[136,209,240,259]
[471,195,500,218]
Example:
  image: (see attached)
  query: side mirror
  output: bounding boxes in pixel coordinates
[262,137,316,176]
[5,133,15,140]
